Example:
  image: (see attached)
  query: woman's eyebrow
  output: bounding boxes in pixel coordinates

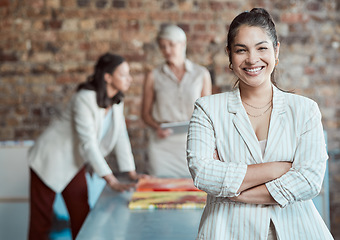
[234,41,269,48]
[234,43,247,48]
[255,40,269,46]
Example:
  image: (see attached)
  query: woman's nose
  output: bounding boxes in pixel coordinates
[163,45,171,54]
[246,51,259,65]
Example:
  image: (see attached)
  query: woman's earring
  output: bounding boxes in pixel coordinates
[229,63,233,71]
[275,59,279,66]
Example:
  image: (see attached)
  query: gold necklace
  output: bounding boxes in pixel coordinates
[242,99,272,109]
[246,104,272,118]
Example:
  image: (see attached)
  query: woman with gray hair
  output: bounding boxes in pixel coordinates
[142,24,212,178]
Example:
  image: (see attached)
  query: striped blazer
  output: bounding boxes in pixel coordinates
[187,86,333,240]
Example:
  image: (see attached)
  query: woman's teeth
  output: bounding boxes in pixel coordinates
[245,67,262,72]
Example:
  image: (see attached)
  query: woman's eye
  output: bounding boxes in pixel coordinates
[258,47,268,51]
[235,49,246,53]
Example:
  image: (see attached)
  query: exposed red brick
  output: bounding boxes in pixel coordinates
[60,0,78,8]
[209,1,224,11]
[128,1,144,8]
[281,12,309,24]
[27,0,44,9]
[0,52,17,61]
[161,0,175,10]
[194,23,206,32]
[171,23,187,33]
[127,19,140,31]
[96,0,108,8]
[112,0,126,8]
[304,66,316,75]
[0,0,9,8]
[307,2,321,11]
[149,11,180,21]
[55,74,76,84]
[182,12,214,21]
[77,0,90,7]
[96,19,114,29]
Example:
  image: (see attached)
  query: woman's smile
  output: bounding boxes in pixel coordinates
[243,66,265,75]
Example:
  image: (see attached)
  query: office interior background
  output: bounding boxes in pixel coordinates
[0,0,339,239]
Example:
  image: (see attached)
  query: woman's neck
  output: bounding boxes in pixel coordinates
[106,88,118,98]
[239,81,273,105]
[167,59,186,81]
[167,57,185,68]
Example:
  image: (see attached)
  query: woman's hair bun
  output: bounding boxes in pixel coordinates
[250,8,273,21]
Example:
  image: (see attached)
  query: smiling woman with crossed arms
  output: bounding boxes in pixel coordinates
[187,8,334,240]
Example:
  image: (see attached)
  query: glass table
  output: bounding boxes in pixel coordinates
[76,186,203,240]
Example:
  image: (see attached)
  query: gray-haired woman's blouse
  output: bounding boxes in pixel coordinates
[148,59,209,178]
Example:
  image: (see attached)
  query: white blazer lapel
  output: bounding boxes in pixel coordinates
[263,87,287,161]
[228,89,263,164]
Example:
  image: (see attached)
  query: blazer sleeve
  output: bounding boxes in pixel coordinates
[73,92,112,177]
[266,101,328,207]
[112,109,136,172]
[187,97,247,197]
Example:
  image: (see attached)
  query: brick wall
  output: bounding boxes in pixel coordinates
[1,0,339,236]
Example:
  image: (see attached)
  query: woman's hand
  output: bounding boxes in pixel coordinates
[127,171,151,181]
[109,181,136,192]
[103,174,136,192]
[156,127,173,138]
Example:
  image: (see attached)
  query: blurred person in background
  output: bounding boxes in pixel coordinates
[28,53,145,240]
[142,24,212,178]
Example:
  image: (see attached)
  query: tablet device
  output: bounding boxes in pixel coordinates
[160,121,190,134]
